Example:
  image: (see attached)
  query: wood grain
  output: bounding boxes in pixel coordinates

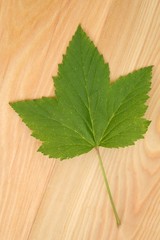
[0,0,160,239]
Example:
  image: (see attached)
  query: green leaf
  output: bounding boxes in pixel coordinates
[10,25,152,159]
[10,25,153,226]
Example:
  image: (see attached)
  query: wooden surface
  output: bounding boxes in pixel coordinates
[1,0,160,239]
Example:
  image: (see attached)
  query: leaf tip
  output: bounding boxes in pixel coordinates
[77,24,83,32]
[9,101,14,107]
[145,65,154,80]
[9,101,17,111]
[76,24,87,37]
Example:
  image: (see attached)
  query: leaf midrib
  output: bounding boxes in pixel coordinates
[79,32,97,145]
[100,77,146,143]
[25,100,94,147]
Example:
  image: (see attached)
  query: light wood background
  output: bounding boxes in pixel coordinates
[0,0,160,239]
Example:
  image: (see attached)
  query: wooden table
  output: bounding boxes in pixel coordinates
[1,0,160,239]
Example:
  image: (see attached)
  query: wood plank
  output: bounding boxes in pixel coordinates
[0,0,160,239]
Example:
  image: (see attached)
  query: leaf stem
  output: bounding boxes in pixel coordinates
[95,147,121,226]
